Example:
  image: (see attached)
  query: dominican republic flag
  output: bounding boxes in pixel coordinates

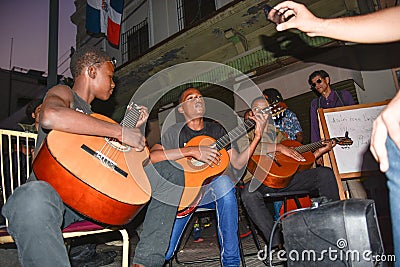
[86,0,124,46]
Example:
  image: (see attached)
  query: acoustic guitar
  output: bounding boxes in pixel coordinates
[247,135,353,189]
[33,103,151,226]
[176,106,280,217]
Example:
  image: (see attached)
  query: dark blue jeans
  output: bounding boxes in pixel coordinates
[385,137,400,265]
[3,160,184,267]
[165,175,240,267]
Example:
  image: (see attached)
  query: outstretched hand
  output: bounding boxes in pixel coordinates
[273,1,323,37]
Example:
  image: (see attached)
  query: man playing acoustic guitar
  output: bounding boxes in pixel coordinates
[239,96,340,257]
[150,87,269,267]
[2,46,184,267]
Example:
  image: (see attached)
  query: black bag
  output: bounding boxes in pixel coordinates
[282,199,386,266]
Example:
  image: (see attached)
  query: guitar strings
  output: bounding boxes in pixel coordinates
[96,105,141,163]
[295,140,328,154]
[215,119,254,150]
[214,106,273,150]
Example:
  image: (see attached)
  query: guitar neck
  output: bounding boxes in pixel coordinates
[294,139,333,154]
[214,119,255,151]
[120,103,141,128]
[213,106,275,151]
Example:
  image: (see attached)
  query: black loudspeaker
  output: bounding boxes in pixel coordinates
[282,199,385,266]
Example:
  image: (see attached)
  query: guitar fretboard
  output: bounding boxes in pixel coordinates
[120,103,141,128]
[294,139,331,154]
[213,106,273,151]
[214,119,256,151]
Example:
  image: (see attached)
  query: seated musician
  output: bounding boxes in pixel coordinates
[149,87,269,267]
[239,96,340,253]
[2,46,184,267]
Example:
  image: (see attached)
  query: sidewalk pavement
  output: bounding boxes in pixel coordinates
[0,222,283,267]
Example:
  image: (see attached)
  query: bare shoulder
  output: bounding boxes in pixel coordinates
[44,85,74,107]
[47,84,73,97]
[46,84,73,99]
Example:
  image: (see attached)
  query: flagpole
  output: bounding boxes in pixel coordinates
[8,37,13,116]
[48,0,59,88]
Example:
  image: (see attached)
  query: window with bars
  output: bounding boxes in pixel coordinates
[176,0,216,31]
[121,19,149,63]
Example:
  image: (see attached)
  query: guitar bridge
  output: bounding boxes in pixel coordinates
[81,144,128,177]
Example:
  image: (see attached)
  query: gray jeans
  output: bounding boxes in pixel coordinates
[3,160,184,267]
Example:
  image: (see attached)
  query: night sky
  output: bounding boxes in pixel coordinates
[0,0,76,78]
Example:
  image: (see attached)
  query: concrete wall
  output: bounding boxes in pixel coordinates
[150,0,179,46]
[359,70,397,103]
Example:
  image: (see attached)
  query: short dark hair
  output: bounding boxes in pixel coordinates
[70,46,110,79]
[308,70,330,85]
[262,88,283,104]
[25,98,43,119]
[178,87,200,103]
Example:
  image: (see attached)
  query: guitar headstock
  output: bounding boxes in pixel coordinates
[268,102,287,120]
[332,132,353,148]
[255,102,287,118]
[127,102,140,112]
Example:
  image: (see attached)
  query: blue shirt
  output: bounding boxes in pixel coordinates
[274,109,302,140]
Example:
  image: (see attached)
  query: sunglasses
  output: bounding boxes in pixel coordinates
[311,78,323,88]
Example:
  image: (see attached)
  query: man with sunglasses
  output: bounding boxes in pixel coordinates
[308,70,355,144]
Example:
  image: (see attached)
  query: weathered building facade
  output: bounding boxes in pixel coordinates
[71,0,400,143]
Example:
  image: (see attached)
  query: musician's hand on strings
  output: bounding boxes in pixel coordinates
[135,105,149,128]
[318,139,335,153]
[277,144,305,161]
[122,127,146,151]
[313,139,335,160]
[189,145,221,167]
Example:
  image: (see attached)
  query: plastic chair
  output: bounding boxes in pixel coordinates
[0,129,129,267]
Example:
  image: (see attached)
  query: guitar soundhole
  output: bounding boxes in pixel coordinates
[189,158,206,169]
[105,138,131,152]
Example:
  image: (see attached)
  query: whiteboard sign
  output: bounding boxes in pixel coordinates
[323,104,386,174]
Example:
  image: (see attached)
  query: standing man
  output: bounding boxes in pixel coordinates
[308,70,354,143]
[2,46,184,267]
[263,88,303,143]
[150,87,268,267]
